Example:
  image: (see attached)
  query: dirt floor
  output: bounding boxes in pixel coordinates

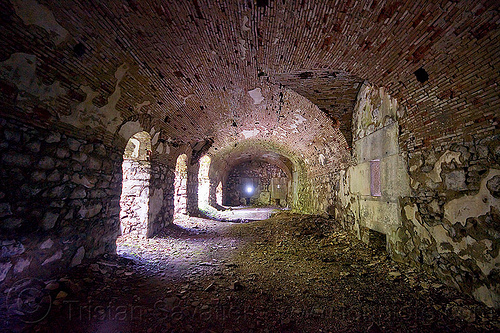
[2,212,500,333]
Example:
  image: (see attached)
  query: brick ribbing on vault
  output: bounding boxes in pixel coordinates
[0,0,498,155]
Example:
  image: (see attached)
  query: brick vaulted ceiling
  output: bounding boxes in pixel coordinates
[0,0,498,161]
[273,70,364,145]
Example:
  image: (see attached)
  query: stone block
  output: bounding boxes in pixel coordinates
[26,141,41,153]
[2,217,22,229]
[86,156,103,170]
[40,238,54,249]
[445,170,466,191]
[45,132,61,143]
[42,250,62,265]
[1,241,25,258]
[56,147,69,159]
[67,138,81,151]
[2,152,31,167]
[72,174,94,188]
[487,175,500,198]
[78,203,102,218]
[4,129,21,142]
[31,170,46,182]
[72,152,88,163]
[38,156,55,169]
[0,203,12,218]
[47,170,62,182]
[70,187,86,199]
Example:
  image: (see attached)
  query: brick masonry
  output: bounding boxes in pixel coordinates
[224,160,288,206]
[336,83,500,308]
[0,0,498,308]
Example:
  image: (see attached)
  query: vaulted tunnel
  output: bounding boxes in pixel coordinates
[0,0,499,331]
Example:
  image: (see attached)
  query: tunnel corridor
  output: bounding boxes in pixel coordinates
[0,0,499,332]
[5,212,500,332]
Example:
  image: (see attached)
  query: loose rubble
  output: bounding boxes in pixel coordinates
[2,213,499,332]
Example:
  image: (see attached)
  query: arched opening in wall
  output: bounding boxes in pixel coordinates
[198,155,211,209]
[119,132,151,239]
[174,154,188,217]
[224,160,290,208]
[216,181,223,206]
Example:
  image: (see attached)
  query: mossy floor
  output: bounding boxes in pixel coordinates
[4,212,499,332]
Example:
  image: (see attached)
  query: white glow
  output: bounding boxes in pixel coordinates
[246,185,254,194]
[198,155,211,208]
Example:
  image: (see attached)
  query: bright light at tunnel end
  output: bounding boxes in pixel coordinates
[245,185,254,194]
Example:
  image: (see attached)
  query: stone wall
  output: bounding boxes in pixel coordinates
[119,162,174,238]
[119,160,150,237]
[338,83,410,243]
[119,132,151,237]
[186,162,200,216]
[305,172,341,216]
[399,137,500,308]
[294,146,352,215]
[0,116,122,286]
[224,161,288,207]
[336,83,500,308]
[174,154,188,216]
[148,161,174,236]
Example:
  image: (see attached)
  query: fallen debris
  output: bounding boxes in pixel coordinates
[4,213,498,333]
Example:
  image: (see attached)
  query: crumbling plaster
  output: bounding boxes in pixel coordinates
[11,0,68,45]
[0,0,497,312]
[337,83,500,308]
[61,63,129,134]
[0,53,67,105]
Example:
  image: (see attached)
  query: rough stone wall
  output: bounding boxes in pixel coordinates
[0,116,122,285]
[119,131,151,237]
[119,160,150,237]
[148,161,174,236]
[120,161,173,238]
[224,161,288,207]
[337,84,500,308]
[174,154,188,216]
[399,137,500,308]
[305,172,341,216]
[296,143,352,215]
[186,162,200,216]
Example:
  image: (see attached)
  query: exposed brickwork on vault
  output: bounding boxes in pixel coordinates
[1,0,497,156]
[0,0,498,310]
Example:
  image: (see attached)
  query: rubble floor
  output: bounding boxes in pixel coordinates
[3,212,500,332]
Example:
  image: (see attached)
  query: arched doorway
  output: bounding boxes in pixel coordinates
[198,155,211,209]
[119,131,151,238]
[216,181,223,206]
[174,154,188,217]
[224,160,290,207]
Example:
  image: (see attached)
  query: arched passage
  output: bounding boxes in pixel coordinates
[223,160,290,207]
[174,154,188,217]
[119,131,151,238]
[208,140,302,211]
[216,181,223,206]
[0,0,498,324]
[198,155,211,209]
